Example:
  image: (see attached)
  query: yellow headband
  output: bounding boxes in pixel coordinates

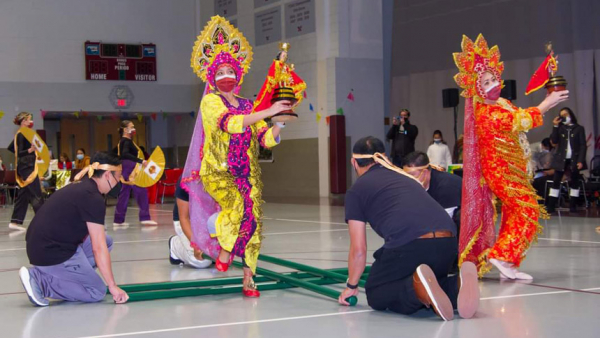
[74,162,122,181]
[352,152,422,185]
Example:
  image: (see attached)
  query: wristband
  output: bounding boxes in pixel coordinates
[275,122,286,129]
[346,278,358,289]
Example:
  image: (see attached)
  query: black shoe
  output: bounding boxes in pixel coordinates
[168,236,184,265]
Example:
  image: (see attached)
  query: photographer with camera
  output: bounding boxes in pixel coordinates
[387,109,418,167]
[547,107,587,213]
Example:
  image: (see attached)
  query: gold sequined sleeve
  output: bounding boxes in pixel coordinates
[256,119,280,149]
[201,93,246,134]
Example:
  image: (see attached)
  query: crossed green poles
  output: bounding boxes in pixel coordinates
[117,254,371,306]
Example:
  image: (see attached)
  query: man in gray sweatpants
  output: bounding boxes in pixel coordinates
[19,152,129,306]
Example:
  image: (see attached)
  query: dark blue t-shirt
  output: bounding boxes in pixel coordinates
[345,165,456,249]
[173,176,189,221]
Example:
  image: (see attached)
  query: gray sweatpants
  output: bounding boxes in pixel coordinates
[29,235,113,303]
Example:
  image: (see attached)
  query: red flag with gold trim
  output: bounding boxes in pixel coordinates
[525,54,557,95]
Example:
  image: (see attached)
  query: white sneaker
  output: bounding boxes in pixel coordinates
[9,223,27,231]
[141,220,158,225]
[489,259,516,279]
[19,267,49,307]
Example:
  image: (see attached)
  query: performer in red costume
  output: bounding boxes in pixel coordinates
[453,34,568,280]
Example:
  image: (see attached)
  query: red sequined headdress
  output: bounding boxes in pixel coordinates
[453,34,504,100]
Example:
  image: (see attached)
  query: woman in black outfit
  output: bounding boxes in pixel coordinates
[113,120,156,227]
[7,112,44,231]
[546,107,587,213]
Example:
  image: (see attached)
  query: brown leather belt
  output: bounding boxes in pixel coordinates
[418,230,454,239]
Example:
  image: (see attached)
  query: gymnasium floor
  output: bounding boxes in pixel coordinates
[1,201,599,338]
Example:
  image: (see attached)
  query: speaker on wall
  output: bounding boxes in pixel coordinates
[442,88,459,108]
[501,80,517,100]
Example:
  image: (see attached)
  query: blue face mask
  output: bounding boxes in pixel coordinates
[433,139,442,144]
[76,154,84,160]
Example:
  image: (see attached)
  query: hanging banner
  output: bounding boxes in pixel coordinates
[284,0,315,39]
[254,7,282,46]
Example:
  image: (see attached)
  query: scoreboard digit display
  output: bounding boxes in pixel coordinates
[85,41,157,81]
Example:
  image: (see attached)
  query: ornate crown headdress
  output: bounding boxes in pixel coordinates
[453,34,504,99]
[191,16,253,88]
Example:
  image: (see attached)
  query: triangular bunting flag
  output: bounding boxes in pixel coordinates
[347,91,355,102]
[96,115,103,121]
[40,110,47,118]
[73,111,80,118]
[316,111,322,122]
[110,113,118,121]
[0,111,4,120]
[336,107,344,115]
[303,91,307,98]
[82,111,89,117]
[162,112,168,120]
[309,103,314,112]
[137,114,143,122]
[151,113,157,121]
[175,115,183,123]
[189,111,195,118]
[326,116,331,126]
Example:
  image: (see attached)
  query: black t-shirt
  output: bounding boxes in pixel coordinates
[345,165,456,249]
[26,178,106,266]
[173,176,189,221]
[428,169,462,209]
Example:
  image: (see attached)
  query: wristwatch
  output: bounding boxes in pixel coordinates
[346,278,358,290]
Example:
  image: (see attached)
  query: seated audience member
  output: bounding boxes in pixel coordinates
[427,130,453,170]
[58,153,72,170]
[531,138,555,202]
[19,152,128,306]
[338,136,479,321]
[75,148,91,169]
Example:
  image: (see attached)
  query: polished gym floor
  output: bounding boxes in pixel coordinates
[0,199,599,338]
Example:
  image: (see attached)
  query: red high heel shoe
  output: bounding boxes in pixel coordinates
[242,278,260,298]
[215,259,230,272]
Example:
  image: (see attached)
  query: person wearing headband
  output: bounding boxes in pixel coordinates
[338,136,479,321]
[7,112,44,231]
[403,151,463,273]
[453,34,568,280]
[18,152,128,306]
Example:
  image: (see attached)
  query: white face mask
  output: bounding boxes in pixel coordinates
[215,73,236,81]
[563,116,571,124]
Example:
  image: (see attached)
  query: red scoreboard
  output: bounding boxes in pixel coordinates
[85,41,157,81]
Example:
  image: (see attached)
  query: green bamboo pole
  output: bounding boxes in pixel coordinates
[254,266,358,306]
[126,277,337,302]
[258,254,366,288]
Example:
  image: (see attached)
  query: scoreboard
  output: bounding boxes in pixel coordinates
[85,41,157,81]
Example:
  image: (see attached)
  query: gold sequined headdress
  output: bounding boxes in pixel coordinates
[191,15,253,88]
[453,34,504,99]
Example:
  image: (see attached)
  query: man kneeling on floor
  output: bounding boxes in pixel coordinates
[19,152,129,306]
[338,136,479,321]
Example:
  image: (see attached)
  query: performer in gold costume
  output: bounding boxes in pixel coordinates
[454,34,568,280]
[183,16,291,297]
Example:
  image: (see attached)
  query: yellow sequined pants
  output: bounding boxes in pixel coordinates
[201,172,263,274]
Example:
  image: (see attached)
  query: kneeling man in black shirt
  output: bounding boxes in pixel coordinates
[338,137,478,321]
[19,152,129,306]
